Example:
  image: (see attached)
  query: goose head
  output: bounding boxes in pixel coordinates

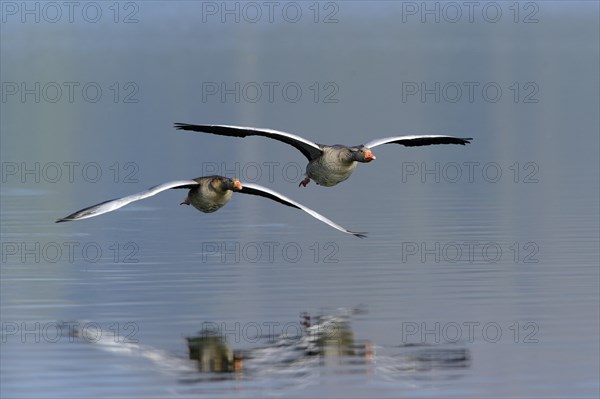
[210,176,243,192]
[352,146,376,163]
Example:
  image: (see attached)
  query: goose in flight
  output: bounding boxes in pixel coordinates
[174,123,472,187]
[56,176,366,238]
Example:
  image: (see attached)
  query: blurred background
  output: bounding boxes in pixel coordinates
[1,2,598,398]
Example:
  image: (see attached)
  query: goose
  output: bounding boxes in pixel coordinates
[56,175,366,238]
[174,123,472,187]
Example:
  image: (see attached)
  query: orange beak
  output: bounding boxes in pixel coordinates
[364,150,376,161]
[233,180,243,190]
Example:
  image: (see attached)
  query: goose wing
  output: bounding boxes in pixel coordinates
[363,135,472,148]
[174,123,323,161]
[56,180,199,222]
[238,182,367,238]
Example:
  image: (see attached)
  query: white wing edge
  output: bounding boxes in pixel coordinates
[241,182,367,238]
[57,180,199,222]
[363,135,468,148]
[202,124,322,152]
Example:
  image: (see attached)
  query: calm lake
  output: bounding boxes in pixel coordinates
[1,2,599,398]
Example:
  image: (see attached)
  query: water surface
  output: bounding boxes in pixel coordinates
[1,2,599,398]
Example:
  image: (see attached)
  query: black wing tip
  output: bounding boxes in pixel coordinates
[56,213,84,222]
[438,137,472,146]
[174,122,194,130]
[352,232,368,238]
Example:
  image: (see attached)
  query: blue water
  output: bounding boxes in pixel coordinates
[1,2,599,398]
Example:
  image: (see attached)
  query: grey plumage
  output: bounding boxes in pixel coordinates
[174,123,472,187]
[56,175,366,238]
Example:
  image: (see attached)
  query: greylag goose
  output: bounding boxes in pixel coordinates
[174,123,472,187]
[56,175,366,238]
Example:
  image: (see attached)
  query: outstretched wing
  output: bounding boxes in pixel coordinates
[174,123,324,161]
[238,182,367,238]
[363,135,472,148]
[56,180,199,222]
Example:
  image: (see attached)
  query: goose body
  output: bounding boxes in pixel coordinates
[174,123,472,187]
[306,146,360,187]
[181,176,236,213]
[57,176,366,238]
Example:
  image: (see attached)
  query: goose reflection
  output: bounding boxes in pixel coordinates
[64,309,470,383]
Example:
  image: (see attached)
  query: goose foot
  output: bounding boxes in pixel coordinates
[299,178,311,187]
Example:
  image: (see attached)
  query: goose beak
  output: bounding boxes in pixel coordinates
[364,150,376,161]
[233,180,243,190]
